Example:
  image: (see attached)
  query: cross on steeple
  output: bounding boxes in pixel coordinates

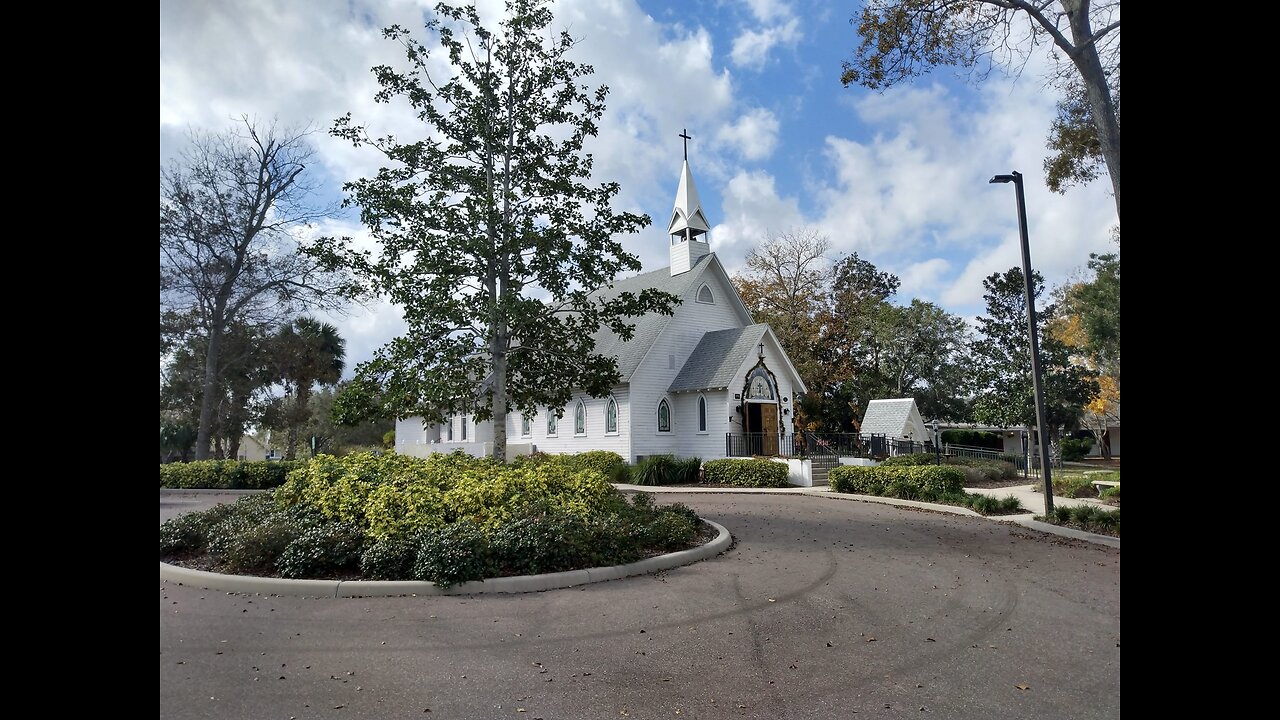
[679,129,691,160]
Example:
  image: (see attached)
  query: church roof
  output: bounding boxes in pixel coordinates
[860,398,923,438]
[668,324,770,393]
[589,253,716,382]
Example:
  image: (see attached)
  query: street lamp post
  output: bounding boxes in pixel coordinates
[989,171,1054,516]
[932,419,941,465]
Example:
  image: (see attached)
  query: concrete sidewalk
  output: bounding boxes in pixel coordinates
[614,481,1120,549]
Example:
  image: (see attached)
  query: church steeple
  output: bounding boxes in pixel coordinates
[668,129,711,276]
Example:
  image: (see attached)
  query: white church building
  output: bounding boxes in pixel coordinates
[395,151,807,463]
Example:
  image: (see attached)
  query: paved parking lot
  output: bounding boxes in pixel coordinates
[160,492,1121,719]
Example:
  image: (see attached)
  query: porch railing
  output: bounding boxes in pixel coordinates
[725,433,934,459]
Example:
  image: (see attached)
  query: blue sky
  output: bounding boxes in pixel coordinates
[160,0,1118,374]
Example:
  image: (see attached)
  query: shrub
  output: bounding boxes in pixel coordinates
[964,494,1025,515]
[359,536,420,581]
[1052,475,1098,499]
[1060,437,1093,461]
[659,501,702,529]
[880,453,936,467]
[702,458,791,487]
[632,455,679,486]
[1099,485,1120,503]
[828,465,965,499]
[640,512,698,551]
[671,457,703,484]
[412,520,497,587]
[159,502,237,555]
[567,450,626,476]
[940,430,1003,449]
[159,460,305,489]
[276,521,366,579]
[609,463,633,484]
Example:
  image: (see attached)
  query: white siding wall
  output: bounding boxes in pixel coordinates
[630,268,748,461]
[667,389,731,460]
[509,388,633,460]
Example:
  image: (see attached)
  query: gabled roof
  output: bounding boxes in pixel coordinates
[668,324,769,393]
[860,398,922,437]
[588,254,716,382]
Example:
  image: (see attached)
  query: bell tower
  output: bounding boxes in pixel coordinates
[668,129,711,275]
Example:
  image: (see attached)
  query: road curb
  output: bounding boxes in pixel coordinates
[159,519,732,598]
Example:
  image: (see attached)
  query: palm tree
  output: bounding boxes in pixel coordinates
[274,317,346,459]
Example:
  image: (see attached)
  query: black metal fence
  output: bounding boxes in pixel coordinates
[725,433,933,460]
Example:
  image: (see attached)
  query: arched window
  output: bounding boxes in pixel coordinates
[547,410,558,436]
[606,398,618,434]
[574,401,587,436]
[698,395,707,432]
[696,283,714,304]
[657,398,671,433]
[521,413,531,437]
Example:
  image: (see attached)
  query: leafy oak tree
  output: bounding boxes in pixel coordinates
[314,0,676,460]
[970,268,1096,431]
[841,1,1120,219]
[1049,250,1119,456]
[732,228,829,385]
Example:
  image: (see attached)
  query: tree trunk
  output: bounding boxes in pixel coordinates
[286,384,312,460]
[1062,0,1120,221]
[227,436,242,461]
[491,334,508,463]
[194,323,223,460]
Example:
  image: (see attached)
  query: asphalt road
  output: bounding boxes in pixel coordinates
[160,492,1120,719]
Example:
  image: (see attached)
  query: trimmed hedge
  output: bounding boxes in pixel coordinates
[828,464,965,500]
[159,460,305,489]
[276,451,620,541]
[941,429,1003,450]
[702,458,791,488]
[879,453,937,467]
[160,464,707,586]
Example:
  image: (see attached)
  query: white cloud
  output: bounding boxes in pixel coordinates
[730,18,800,70]
[742,0,791,23]
[898,258,952,299]
[716,108,780,161]
[709,170,805,272]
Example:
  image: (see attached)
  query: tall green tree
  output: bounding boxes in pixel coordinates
[160,116,351,460]
[841,1,1121,220]
[970,268,1096,431]
[313,0,677,460]
[160,322,279,459]
[273,317,347,459]
[870,300,973,422]
[1050,250,1119,456]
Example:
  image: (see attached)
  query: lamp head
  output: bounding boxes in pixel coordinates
[989,174,1016,184]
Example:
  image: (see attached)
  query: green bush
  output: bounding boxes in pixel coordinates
[159,502,237,555]
[963,494,1025,515]
[944,456,1019,481]
[412,520,496,588]
[702,458,791,487]
[672,457,703,484]
[276,451,621,540]
[1052,475,1098,499]
[828,465,965,499]
[163,451,713,584]
[567,450,626,476]
[276,521,365,578]
[940,429,1003,449]
[159,460,305,489]
[1043,504,1120,536]
[1060,437,1094,461]
[1099,485,1120,502]
[632,455,679,486]
[359,536,420,581]
[880,453,937,467]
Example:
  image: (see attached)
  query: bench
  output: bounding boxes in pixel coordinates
[1091,480,1120,494]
